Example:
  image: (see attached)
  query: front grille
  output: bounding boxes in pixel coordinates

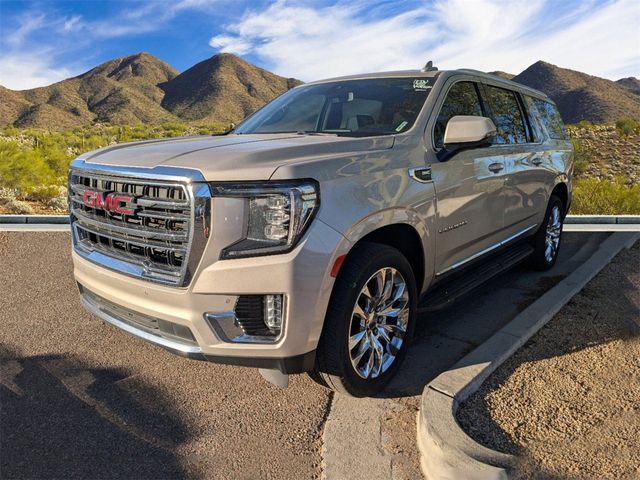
[69,164,209,286]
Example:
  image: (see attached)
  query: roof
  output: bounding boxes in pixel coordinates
[303,67,549,100]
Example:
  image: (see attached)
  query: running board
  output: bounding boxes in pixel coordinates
[419,244,534,312]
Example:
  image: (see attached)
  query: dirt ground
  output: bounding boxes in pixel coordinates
[457,241,640,480]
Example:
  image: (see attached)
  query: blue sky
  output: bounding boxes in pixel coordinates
[0,0,638,90]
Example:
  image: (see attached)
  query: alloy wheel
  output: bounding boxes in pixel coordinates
[545,205,562,263]
[348,267,410,379]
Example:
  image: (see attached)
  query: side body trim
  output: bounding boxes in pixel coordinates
[435,224,537,277]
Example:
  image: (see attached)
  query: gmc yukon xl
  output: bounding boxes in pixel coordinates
[70,64,573,396]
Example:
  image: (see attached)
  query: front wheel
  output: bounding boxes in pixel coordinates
[528,195,564,271]
[313,243,417,397]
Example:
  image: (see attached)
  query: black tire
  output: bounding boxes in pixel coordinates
[312,242,418,397]
[528,195,564,271]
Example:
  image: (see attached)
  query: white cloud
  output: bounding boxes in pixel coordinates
[63,15,83,32]
[0,53,73,90]
[0,0,221,89]
[210,0,640,80]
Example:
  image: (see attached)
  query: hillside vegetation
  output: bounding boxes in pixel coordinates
[512,61,640,124]
[0,123,226,214]
[0,53,299,128]
[0,121,638,215]
[1,54,638,129]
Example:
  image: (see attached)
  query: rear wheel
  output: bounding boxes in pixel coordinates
[528,195,564,271]
[313,243,417,397]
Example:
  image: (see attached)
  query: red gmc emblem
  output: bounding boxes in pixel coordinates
[83,191,135,215]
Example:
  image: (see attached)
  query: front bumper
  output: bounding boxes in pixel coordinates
[73,218,347,374]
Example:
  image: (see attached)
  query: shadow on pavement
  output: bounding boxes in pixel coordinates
[0,345,194,480]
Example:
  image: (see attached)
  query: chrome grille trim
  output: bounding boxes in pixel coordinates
[69,159,211,287]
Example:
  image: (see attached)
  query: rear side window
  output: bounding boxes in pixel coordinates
[484,85,528,144]
[433,81,483,149]
[529,97,567,140]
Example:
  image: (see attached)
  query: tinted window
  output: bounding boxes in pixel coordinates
[235,77,434,137]
[530,97,567,140]
[433,82,483,149]
[484,86,528,144]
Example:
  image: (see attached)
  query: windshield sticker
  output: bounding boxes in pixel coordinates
[413,79,432,91]
[395,121,409,132]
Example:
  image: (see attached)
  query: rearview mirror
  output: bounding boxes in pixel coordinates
[441,116,496,159]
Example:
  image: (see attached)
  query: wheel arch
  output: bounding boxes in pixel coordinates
[551,181,569,216]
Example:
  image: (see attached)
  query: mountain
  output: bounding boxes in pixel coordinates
[489,71,515,80]
[617,77,640,96]
[0,53,180,128]
[160,53,301,124]
[0,52,299,128]
[511,61,640,124]
[0,55,638,128]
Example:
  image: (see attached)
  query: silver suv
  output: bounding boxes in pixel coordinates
[69,64,573,396]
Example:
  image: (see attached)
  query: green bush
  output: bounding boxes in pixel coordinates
[615,117,640,137]
[0,140,58,192]
[570,138,590,176]
[572,177,640,215]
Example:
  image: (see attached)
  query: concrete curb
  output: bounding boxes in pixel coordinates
[564,215,640,224]
[0,214,68,224]
[417,232,640,480]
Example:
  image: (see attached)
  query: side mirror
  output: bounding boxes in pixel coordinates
[440,116,496,160]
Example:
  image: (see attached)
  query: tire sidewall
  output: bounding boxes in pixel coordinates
[536,196,564,269]
[332,247,418,396]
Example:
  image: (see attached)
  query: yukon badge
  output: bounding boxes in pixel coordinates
[438,220,468,234]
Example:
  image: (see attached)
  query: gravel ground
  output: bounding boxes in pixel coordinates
[0,232,331,480]
[457,241,640,480]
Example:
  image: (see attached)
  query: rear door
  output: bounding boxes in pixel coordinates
[480,84,544,238]
[429,79,507,276]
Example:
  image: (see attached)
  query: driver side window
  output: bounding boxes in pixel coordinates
[433,82,483,149]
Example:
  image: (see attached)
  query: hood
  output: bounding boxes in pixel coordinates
[80,133,395,181]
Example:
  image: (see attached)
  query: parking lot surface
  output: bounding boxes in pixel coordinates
[0,231,609,479]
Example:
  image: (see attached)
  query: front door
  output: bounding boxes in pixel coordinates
[428,80,506,276]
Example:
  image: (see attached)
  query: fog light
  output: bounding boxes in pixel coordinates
[264,294,283,332]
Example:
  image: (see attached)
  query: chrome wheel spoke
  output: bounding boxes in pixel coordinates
[349,330,367,350]
[348,267,411,380]
[381,322,406,338]
[351,335,371,366]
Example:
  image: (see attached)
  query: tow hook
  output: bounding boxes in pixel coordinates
[259,368,289,389]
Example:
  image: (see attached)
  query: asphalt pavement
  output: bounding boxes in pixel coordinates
[0,230,610,479]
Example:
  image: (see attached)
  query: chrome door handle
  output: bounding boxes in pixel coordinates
[488,163,504,173]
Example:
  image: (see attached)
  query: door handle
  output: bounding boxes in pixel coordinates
[408,166,432,183]
[488,162,504,173]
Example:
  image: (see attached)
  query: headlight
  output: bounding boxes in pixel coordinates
[211,180,320,259]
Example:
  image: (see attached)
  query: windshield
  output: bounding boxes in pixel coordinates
[234,77,435,137]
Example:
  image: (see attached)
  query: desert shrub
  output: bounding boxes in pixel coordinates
[25,185,67,201]
[615,117,640,137]
[0,140,57,192]
[572,177,640,215]
[0,198,35,214]
[44,196,68,211]
[576,120,595,129]
[570,138,590,176]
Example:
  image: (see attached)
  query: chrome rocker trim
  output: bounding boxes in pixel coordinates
[436,223,537,276]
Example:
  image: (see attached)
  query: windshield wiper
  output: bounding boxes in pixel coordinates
[296,130,339,136]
